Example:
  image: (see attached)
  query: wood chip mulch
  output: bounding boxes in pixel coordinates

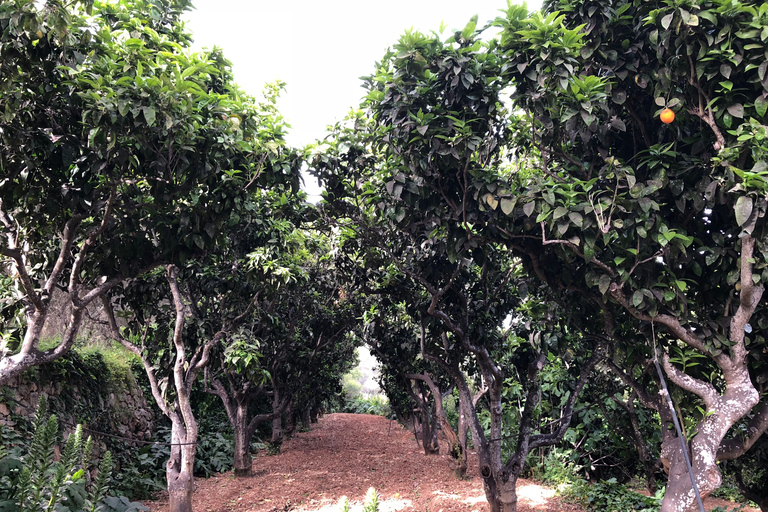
[141,413,755,512]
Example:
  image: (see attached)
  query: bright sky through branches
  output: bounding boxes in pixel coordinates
[184,0,541,199]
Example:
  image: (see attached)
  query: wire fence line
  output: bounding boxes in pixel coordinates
[1,393,198,447]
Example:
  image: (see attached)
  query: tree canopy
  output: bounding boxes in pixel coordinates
[2,1,768,512]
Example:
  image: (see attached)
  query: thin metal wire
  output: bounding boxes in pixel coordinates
[1,394,198,446]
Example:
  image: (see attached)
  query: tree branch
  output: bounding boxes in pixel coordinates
[661,351,719,409]
[529,344,603,449]
[729,236,764,366]
[717,399,768,461]
[102,295,172,418]
[69,187,117,305]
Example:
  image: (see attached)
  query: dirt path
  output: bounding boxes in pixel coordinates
[142,413,756,512]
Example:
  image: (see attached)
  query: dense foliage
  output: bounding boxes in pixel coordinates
[2,0,768,511]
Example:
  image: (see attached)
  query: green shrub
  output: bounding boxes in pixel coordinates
[525,448,582,487]
[114,416,235,500]
[564,478,662,512]
[112,440,168,500]
[342,396,390,417]
[0,396,147,512]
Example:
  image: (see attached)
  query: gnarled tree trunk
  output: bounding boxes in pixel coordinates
[650,237,765,512]
[659,366,759,512]
[408,372,466,476]
[166,413,197,512]
[232,402,252,477]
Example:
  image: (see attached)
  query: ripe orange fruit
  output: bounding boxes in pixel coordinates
[660,108,675,124]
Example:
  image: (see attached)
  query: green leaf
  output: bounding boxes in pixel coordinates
[536,209,553,223]
[500,198,516,215]
[568,212,583,227]
[661,13,674,30]
[632,290,644,307]
[598,274,611,295]
[143,107,156,126]
[553,206,568,219]
[734,196,753,227]
[523,201,535,217]
[462,15,478,41]
[755,97,767,118]
[584,243,594,261]
[727,103,744,118]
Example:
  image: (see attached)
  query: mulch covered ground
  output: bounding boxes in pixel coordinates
[142,413,756,512]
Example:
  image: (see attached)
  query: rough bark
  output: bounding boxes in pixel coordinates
[654,237,764,512]
[406,378,439,455]
[271,386,284,446]
[232,402,252,477]
[166,412,196,512]
[407,372,463,472]
[283,399,295,440]
[659,364,760,512]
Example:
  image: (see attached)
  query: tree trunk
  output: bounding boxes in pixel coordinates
[232,402,253,477]
[310,407,318,423]
[456,391,471,477]
[408,380,439,455]
[283,399,295,439]
[459,380,520,512]
[302,406,312,430]
[407,372,465,475]
[271,389,283,445]
[419,400,439,455]
[483,473,519,512]
[659,369,760,512]
[166,417,196,512]
[426,405,440,455]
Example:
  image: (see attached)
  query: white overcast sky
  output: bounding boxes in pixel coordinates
[183,0,541,198]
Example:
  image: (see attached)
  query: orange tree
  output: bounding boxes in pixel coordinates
[1,1,299,510]
[485,0,768,511]
[315,0,768,510]
[201,223,361,477]
[313,23,604,511]
[0,0,295,384]
[103,190,304,510]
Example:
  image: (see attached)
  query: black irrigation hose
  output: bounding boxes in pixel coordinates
[1,394,198,447]
[652,356,706,512]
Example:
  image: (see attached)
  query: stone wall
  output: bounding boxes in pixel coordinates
[0,352,156,447]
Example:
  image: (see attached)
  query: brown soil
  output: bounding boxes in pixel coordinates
[141,413,758,512]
